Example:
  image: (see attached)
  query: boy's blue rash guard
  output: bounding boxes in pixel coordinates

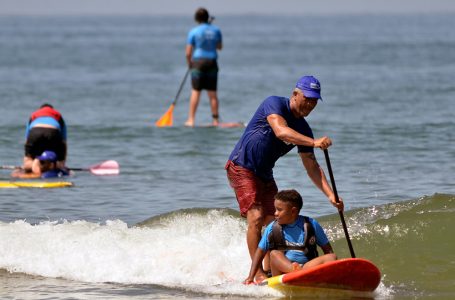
[259,216,329,265]
[228,96,314,181]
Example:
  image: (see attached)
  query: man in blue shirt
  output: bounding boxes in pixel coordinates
[184,8,222,127]
[244,189,337,284]
[226,76,343,282]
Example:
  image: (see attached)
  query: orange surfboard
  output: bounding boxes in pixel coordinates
[263,258,380,295]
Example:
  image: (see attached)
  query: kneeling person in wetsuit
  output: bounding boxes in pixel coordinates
[244,189,337,284]
[23,103,67,173]
[11,150,69,179]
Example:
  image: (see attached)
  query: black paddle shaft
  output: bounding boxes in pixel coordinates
[323,149,356,258]
[172,69,190,106]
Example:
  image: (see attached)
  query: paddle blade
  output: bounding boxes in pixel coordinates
[155,104,175,127]
[89,160,120,175]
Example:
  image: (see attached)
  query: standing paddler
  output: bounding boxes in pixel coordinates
[226,75,344,282]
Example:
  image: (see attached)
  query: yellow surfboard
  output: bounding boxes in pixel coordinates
[0,181,73,188]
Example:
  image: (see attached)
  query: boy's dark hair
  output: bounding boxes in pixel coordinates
[194,8,209,23]
[275,189,303,211]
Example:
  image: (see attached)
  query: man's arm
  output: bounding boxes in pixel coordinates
[185,45,193,67]
[11,167,41,179]
[266,113,343,210]
[267,114,331,148]
[31,158,43,176]
[300,152,344,211]
[57,141,67,169]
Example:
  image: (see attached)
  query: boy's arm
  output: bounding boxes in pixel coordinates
[320,242,334,255]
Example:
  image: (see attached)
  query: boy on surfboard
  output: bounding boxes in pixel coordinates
[11,150,69,179]
[244,189,337,284]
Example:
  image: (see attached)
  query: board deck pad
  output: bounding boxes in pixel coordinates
[264,258,380,294]
[0,181,73,188]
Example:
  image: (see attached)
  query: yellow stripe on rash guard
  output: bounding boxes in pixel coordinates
[0,181,73,188]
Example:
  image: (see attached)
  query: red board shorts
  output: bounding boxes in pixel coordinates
[225,160,277,217]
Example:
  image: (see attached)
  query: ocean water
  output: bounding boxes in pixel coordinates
[0,14,454,299]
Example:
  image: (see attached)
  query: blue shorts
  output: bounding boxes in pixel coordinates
[191,59,218,91]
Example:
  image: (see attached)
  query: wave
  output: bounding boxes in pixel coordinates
[335,193,455,298]
[0,194,453,298]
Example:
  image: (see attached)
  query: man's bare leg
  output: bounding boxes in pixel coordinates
[185,89,201,127]
[246,206,268,282]
[207,90,219,126]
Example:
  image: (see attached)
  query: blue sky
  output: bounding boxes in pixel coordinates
[1,0,455,15]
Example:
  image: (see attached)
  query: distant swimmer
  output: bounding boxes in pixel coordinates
[21,103,67,174]
[226,76,344,283]
[11,150,69,179]
[184,7,223,127]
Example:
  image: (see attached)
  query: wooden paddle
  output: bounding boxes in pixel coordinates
[1,160,120,176]
[155,69,190,127]
[323,149,356,258]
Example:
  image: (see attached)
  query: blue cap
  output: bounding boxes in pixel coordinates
[295,76,323,100]
[36,150,57,162]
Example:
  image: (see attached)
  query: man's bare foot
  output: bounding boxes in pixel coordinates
[254,271,268,284]
[292,262,303,271]
[184,121,194,127]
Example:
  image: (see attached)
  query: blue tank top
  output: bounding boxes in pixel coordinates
[187,23,222,60]
[228,96,314,181]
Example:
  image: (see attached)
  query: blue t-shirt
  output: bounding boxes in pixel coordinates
[228,96,314,181]
[187,23,222,60]
[258,216,329,265]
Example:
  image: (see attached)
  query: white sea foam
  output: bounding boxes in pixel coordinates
[0,210,282,297]
[1,203,406,298]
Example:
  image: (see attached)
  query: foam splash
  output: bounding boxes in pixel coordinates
[0,210,280,297]
[4,197,440,298]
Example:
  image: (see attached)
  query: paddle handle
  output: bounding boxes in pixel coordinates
[172,68,190,106]
[67,168,88,171]
[323,149,356,258]
[1,166,87,171]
